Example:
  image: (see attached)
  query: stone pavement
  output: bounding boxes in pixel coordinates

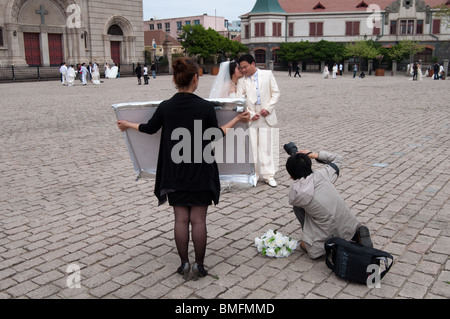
[0,71,449,300]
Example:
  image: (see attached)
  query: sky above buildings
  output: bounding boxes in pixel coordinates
[142,0,255,22]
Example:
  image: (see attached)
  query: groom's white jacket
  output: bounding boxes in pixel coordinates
[236,69,280,127]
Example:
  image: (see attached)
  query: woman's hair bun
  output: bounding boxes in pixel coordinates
[173,57,199,89]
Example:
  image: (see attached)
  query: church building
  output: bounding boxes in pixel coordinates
[0,0,144,67]
[240,0,450,69]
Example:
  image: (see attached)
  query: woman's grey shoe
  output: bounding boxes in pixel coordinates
[177,262,190,280]
[192,263,208,281]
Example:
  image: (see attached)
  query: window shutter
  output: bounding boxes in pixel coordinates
[256,23,265,37]
[345,22,352,36]
[255,23,260,37]
[317,22,323,36]
[433,19,441,34]
[353,21,360,36]
[372,26,380,35]
[310,22,316,36]
[272,23,282,36]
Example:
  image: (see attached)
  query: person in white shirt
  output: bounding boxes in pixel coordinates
[59,62,67,85]
[80,63,88,86]
[143,65,149,85]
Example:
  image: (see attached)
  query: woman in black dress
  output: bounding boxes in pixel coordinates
[117,57,250,280]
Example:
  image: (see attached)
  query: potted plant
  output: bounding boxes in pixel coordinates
[211,54,220,75]
[375,55,385,76]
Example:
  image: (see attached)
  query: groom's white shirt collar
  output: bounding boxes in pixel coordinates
[247,68,259,81]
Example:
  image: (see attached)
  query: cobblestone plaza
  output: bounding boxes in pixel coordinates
[0,72,449,299]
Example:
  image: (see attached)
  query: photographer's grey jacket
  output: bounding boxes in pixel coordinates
[288,151,361,259]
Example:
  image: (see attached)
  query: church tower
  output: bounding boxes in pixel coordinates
[0,0,144,67]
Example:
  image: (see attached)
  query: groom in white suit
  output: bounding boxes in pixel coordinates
[237,54,280,187]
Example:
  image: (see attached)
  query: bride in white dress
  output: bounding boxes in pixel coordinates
[109,64,119,78]
[104,63,111,79]
[332,63,338,79]
[92,62,101,84]
[209,61,244,99]
[66,65,76,86]
[417,63,423,81]
[322,65,330,79]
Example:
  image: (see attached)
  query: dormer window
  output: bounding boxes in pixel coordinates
[356,1,369,8]
[313,2,325,10]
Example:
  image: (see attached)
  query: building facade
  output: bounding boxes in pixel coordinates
[144,29,183,59]
[143,14,229,42]
[240,0,450,69]
[0,0,145,67]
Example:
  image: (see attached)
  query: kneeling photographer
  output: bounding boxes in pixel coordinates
[284,143,373,259]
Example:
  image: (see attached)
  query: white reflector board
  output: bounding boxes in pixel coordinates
[112,98,256,190]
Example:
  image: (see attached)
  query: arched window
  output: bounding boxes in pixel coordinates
[0,28,4,46]
[414,48,432,63]
[255,49,266,64]
[107,24,124,36]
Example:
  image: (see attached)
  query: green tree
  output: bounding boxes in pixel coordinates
[386,40,425,62]
[278,41,312,63]
[180,24,247,61]
[216,35,248,59]
[344,40,381,69]
[311,40,346,62]
[278,40,347,65]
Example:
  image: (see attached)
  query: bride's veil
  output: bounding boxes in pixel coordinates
[209,61,232,99]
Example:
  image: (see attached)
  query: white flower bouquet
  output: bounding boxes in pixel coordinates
[255,229,298,258]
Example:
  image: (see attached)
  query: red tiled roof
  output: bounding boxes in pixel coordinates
[144,30,181,46]
[240,0,448,17]
[276,0,447,13]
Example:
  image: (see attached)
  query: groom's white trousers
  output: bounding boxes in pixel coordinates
[248,117,279,182]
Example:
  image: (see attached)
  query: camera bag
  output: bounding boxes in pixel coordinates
[324,237,394,284]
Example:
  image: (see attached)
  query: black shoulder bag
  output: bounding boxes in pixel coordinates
[324,237,394,285]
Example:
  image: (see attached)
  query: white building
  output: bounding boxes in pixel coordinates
[240,0,450,70]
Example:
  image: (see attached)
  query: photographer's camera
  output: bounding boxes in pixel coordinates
[284,142,298,156]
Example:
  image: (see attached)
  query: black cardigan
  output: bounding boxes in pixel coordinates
[139,93,224,205]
